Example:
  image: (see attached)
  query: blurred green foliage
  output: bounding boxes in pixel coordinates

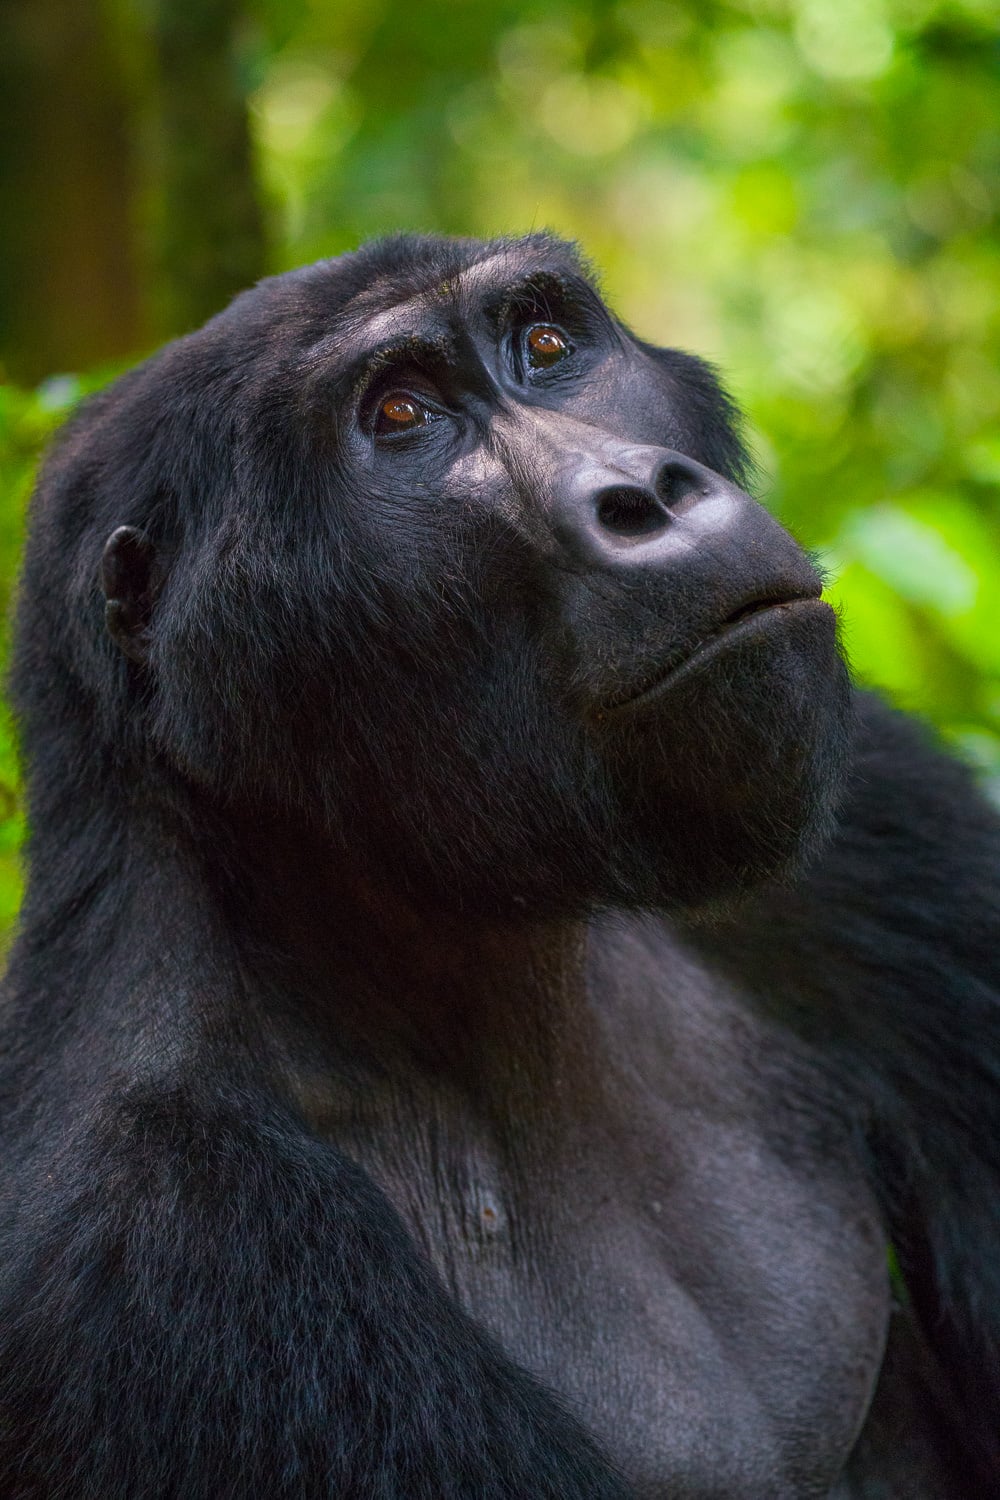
[0,0,998,943]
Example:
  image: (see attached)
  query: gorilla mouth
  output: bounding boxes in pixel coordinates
[605,591,829,713]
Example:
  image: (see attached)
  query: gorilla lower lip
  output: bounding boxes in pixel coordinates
[606,595,830,713]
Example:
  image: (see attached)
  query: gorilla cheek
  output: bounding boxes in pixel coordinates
[602,606,853,907]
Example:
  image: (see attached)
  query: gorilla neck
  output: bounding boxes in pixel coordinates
[16,765,607,1103]
[208,799,606,1097]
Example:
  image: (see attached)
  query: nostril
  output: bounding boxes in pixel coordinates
[656,461,706,512]
[596,486,668,539]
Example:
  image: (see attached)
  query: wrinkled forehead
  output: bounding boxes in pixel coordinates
[314,239,593,367]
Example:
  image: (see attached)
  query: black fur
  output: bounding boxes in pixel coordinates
[686,698,1000,1491]
[0,233,996,1497]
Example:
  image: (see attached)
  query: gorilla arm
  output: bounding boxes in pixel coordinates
[0,1075,630,1500]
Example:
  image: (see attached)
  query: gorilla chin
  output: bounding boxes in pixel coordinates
[604,599,853,915]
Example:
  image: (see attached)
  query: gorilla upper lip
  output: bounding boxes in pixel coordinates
[604,588,827,714]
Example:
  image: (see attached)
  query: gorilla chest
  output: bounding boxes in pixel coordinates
[361,1090,888,1498]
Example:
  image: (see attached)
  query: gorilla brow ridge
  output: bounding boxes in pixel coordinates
[350,333,456,408]
[484,271,605,336]
[300,239,600,386]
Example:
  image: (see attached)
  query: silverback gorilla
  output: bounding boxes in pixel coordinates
[0,234,998,1498]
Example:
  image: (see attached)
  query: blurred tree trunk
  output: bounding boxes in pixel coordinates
[149,0,268,337]
[0,0,143,382]
[0,0,268,383]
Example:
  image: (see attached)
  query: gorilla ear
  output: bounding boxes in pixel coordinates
[101,526,157,664]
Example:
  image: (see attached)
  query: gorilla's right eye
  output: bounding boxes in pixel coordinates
[374,393,429,435]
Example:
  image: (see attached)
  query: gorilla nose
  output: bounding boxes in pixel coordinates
[552,448,730,565]
[547,441,822,622]
[592,456,712,542]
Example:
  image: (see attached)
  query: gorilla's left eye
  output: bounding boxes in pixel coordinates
[525,324,572,369]
[375,393,429,434]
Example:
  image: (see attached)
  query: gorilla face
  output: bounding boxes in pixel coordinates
[92,235,852,917]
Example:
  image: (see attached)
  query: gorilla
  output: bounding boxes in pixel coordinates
[0,233,997,1499]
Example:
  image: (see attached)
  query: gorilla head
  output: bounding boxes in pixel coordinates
[16,233,851,920]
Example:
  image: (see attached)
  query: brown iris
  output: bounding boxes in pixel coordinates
[526,324,570,368]
[376,394,426,433]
